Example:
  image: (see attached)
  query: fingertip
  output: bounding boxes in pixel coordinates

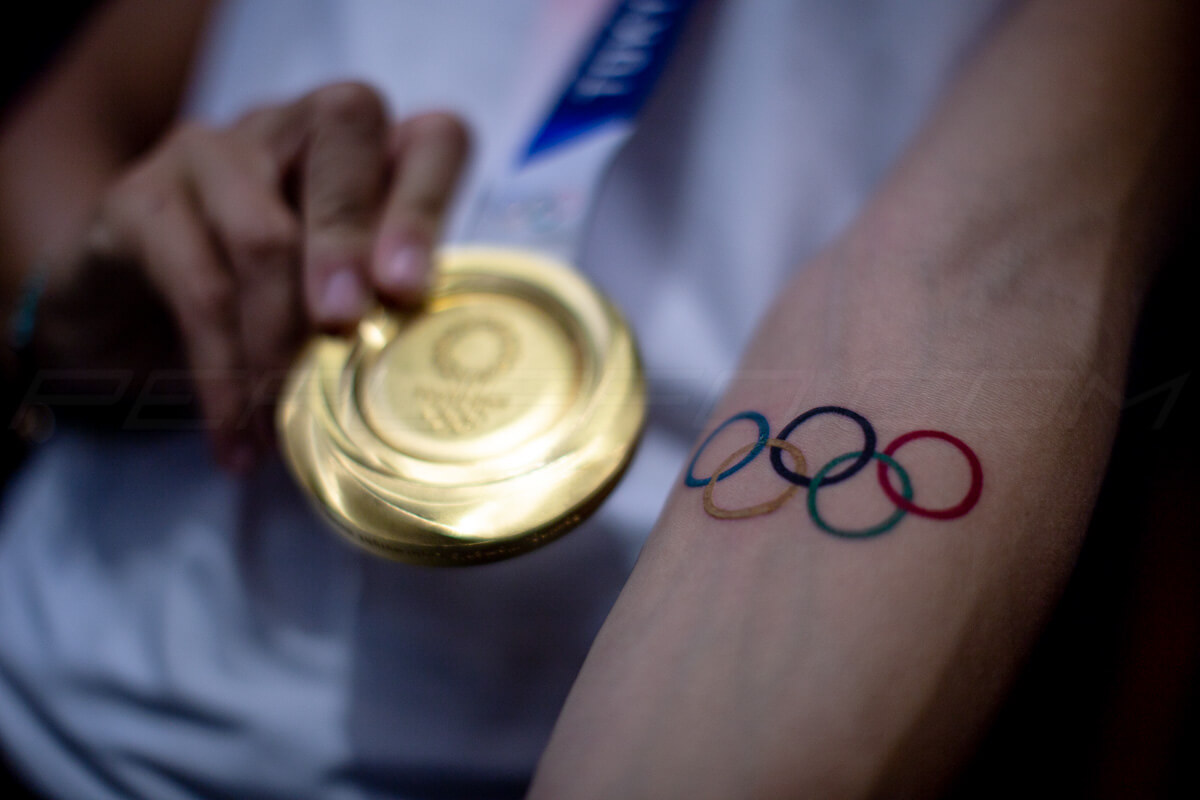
[312,266,370,327]
[373,242,431,306]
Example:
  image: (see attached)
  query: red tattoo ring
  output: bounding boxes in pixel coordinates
[877,430,982,520]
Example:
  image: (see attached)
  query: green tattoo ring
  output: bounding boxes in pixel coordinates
[807,451,913,538]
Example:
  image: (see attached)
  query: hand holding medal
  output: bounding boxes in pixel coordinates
[278,1,699,564]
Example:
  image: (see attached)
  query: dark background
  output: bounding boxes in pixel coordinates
[2,3,1198,798]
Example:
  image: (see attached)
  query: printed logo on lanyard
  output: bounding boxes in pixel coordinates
[524,0,698,162]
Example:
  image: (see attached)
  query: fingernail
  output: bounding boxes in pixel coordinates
[320,268,368,322]
[382,245,429,295]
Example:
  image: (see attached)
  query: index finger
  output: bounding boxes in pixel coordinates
[299,82,389,329]
[371,112,471,305]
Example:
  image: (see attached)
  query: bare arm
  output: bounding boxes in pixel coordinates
[530,1,1199,797]
[0,0,213,306]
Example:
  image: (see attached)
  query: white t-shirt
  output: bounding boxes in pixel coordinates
[0,2,1006,797]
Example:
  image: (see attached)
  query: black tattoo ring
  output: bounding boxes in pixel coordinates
[769,405,877,487]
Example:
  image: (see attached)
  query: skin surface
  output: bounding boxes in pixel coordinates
[1,1,1197,798]
[528,0,1199,797]
[0,0,469,470]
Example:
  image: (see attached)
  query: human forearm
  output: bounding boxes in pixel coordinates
[531,240,1135,799]
[1,4,202,397]
[530,1,1198,797]
[0,0,213,348]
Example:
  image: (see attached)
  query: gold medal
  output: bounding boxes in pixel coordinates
[277,246,645,564]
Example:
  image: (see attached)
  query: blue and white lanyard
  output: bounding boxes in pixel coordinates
[467,0,699,262]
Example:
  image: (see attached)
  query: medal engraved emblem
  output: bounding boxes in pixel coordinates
[416,318,519,435]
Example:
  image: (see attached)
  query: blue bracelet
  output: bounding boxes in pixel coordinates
[8,263,48,351]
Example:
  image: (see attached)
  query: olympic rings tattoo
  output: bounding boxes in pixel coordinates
[683,406,982,538]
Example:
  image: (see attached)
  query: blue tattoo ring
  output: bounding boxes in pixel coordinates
[807,451,912,538]
[685,411,771,488]
[770,406,876,487]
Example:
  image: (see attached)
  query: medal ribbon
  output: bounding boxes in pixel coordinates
[467,0,699,261]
